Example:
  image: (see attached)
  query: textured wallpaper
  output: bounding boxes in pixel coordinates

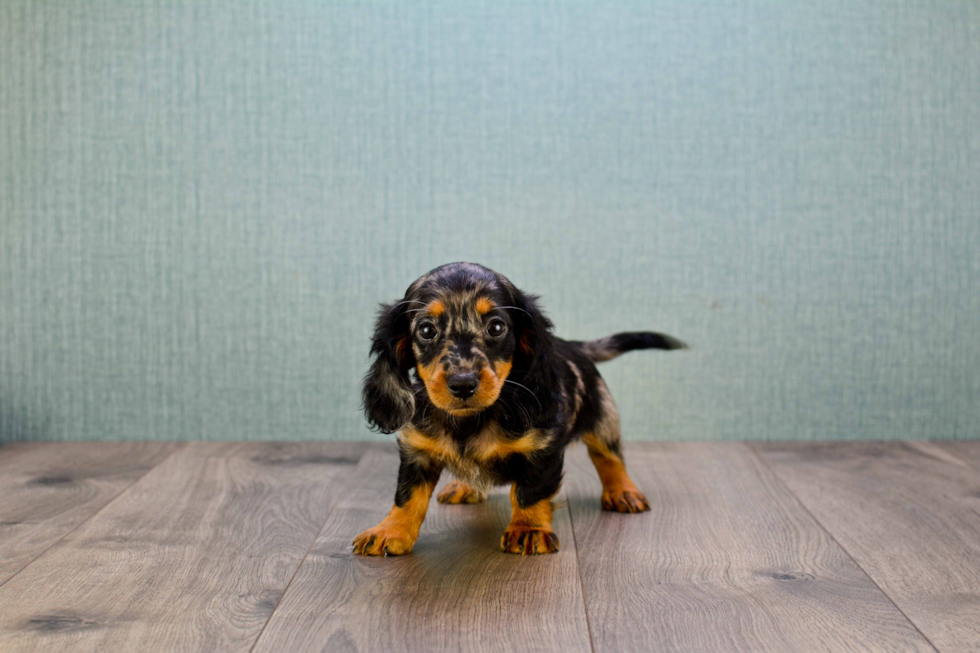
[1,0,978,442]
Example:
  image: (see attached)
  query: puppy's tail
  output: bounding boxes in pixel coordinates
[578,332,688,363]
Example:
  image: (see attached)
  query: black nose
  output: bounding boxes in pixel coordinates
[447,372,479,399]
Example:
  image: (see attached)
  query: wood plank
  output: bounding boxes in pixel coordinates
[0,442,366,652]
[567,442,933,652]
[755,441,980,652]
[252,444,592,653]
[0,442,182,586]
[936,440,980,473]
[0,442,32,458]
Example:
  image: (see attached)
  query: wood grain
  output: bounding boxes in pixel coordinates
[754,441,980,652]
[0,442,182,586]
[566,442,932,652]
[251,444,592,653]
[0,442,366,652]
[936,440,980,473]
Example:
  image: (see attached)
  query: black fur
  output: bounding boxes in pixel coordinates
[362,301,416,433]
[358,262,686,552]
[603,331,687,353]
[575,330,688,363]
[394,443,442,507]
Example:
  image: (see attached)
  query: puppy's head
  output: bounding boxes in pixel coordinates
[362,262,554,432]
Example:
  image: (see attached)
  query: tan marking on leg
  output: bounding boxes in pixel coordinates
[437,479,487,504]
[500,484,560,555]
[582,432,651,513]
[352,481,436,556]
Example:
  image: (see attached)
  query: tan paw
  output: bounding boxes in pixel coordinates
[500,528,560,555]
[437,480,486,504]
[601,489,651,513]
[352,525,416,556]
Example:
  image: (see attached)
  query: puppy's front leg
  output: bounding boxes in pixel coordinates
[352,451,441,556]
[500,483,560,555]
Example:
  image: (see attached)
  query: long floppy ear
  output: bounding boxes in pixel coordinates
[504,287,562,427]
[362,301,416,433]
[509,288,556,380]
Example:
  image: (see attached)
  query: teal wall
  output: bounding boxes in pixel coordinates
[2,1,979,442]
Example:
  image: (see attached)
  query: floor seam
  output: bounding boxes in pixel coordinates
[745,443,941,653]
[0,441,189,590]
[247,442,374,653]
[564,481,598,653]
[928,441,980,476]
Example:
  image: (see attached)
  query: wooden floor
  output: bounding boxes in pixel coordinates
[0,442,978,652]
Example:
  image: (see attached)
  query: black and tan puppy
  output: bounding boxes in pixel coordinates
[353,262,686,556]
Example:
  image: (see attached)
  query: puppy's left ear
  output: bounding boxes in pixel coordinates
[508,287,556,377]
[362,301,416,433]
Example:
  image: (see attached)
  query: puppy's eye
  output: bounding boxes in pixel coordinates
[417,324,438,341]
[487,319,507,338]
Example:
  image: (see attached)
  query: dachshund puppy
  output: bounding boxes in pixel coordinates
[353,262,686,556]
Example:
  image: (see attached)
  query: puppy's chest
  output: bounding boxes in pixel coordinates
[440,448,498,493]
[400,424,548,487]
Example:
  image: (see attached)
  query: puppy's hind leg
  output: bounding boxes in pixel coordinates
[583,382,650,513]
[437,479,487,504]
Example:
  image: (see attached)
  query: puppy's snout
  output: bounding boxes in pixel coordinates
[447,372,479,399]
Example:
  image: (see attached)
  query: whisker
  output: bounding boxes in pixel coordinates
[492,305,531,316]
[512,396,533,431]
[503,379,542,411]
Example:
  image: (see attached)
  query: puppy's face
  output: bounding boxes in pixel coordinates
[410,290,516,416]
[363,262,552,433]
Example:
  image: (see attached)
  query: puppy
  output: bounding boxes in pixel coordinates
[353,262,686,556]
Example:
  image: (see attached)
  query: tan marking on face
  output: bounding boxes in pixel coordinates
[416,356,458,411]
[415,291,512,416]
[464,358,512,412]
[418,350,513,416]
[475,296,495,315]
[427,299,445,317]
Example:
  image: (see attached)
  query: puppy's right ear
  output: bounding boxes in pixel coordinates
[362,301,416,433]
